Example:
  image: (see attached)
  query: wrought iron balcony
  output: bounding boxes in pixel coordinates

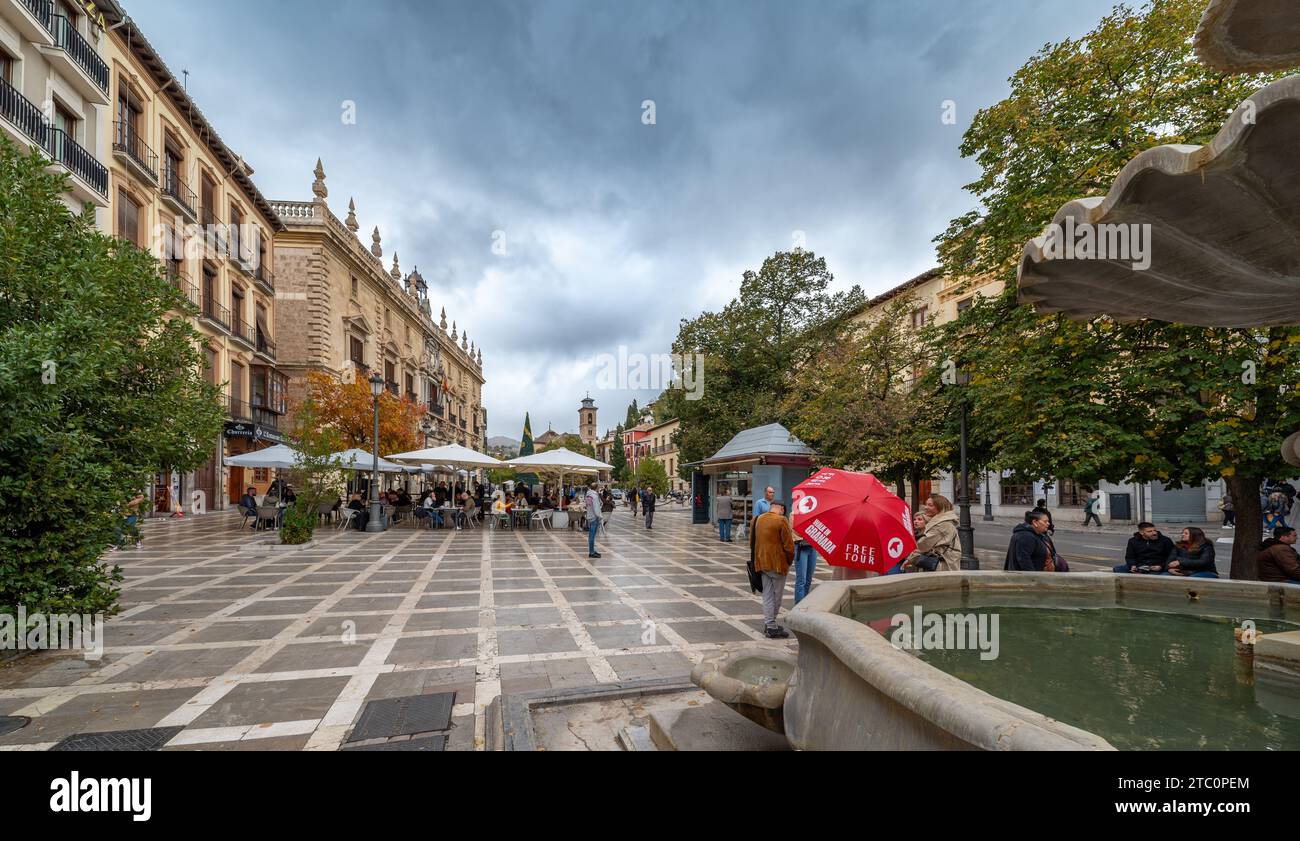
[113,120,157,183]
[0,76,48,146]
[253,263,274,293]
[45,128,107,196]
[255,330,276,360]
[50,15,109,95]
[168,270,200,309]
[161,161,197,220]
[228,396,252,420]
[230,313,256,347]
[201,295,230,331]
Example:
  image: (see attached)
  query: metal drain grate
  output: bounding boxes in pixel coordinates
[347,692,455,743]
[0,716,29,736]
[50,726,184,751]
[341,735,447,751]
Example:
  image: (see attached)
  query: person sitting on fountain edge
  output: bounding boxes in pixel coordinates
[1114,522,1175,574]
[1257,526,1300,584]
[1004,509,1054,571]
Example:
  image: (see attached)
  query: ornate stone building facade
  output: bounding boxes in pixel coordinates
[270,161,485,451]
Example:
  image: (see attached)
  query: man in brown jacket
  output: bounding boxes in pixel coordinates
[1257,527,1300,584]
[750,501,795,638]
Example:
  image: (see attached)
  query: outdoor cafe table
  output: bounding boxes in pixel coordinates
[512,508,532,529]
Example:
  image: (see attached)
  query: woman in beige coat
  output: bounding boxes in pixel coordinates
[899,494,961,572]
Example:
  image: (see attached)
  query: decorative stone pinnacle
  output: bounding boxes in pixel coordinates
[462,332,468,350]
[440,308,447,330]
[312,158,327,201]
[391,253,401,281]
[451,321,458,341]
[345,198,358,232]
[371,226,382,258]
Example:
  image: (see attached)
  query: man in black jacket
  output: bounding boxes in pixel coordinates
[1005,510,1053,571]
[1114,522,1175,573]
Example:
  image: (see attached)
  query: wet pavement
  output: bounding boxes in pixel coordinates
[0,505,813,751]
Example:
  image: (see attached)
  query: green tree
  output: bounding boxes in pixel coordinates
[931,0,1291,577]
[624,399,640,428]
[784,294,949,509]
[661,249,865,469]
[633,457,670,496]
[0,138,225,614]
[279,393,346,545]
[610,425,629,481]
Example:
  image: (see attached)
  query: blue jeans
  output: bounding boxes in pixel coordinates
[794,544,817,603]
[588,518,600,554]
[885,561,907,575]
[719,518,732,541]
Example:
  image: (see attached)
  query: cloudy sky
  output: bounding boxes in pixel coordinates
[125,0,1118,440]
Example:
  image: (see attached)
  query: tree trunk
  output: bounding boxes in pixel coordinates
[1225,474,1261,580]
[894,468,906,503]
[909,464,922,513]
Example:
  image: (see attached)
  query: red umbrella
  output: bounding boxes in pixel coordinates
[791,468,916,572]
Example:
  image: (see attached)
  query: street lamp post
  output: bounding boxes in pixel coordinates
[366,372,386,532]
[983,471,994,522]
[956,371,978,570]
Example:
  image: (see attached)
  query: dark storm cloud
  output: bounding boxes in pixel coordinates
[125,0,1119,438]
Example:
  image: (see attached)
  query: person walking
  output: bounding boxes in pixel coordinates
[751,500,794,638]
[629,484,638,517]
[1257,527,1300,584]
[642,484,657,529]
[1004,510,1054,571]
[584,481,603,558]
[716,484,734,542]
[1220,492,1235,529]
[1082,491,1103,529]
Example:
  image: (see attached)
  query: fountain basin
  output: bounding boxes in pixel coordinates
[783,572,1300,751]
[691,644,797,734]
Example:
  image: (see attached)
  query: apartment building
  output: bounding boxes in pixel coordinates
[0,0,110,224]
[270,161,486,452]
[97,2,288,513]
[645,416,686,492]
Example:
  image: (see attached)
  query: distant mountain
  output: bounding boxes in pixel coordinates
[487,436,519,454]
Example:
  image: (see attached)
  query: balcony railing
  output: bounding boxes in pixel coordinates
[51,15,109,94]
[113,120,158,182]
[46,128,107,196]
[0,76,48,146]
[231,313,255,347]
[253,263,274,292]
[168,270,200,308]
[255,331,276,360]
[253,407,280,430]
[201,296,230,330]
[161,161,196,218]
[386,380,399,396]
[228,397,252,420]
[21,0,53,28]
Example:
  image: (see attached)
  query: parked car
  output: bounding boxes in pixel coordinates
[611,489,624,501]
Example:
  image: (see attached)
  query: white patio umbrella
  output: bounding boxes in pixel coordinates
[330,448,405,473]
[385,443,503,469]
[223,443,302,469]
[506,448,614,508]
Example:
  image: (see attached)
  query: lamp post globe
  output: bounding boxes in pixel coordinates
[366,372,386,532]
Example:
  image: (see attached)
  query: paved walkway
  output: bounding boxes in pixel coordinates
[0,506,817,751]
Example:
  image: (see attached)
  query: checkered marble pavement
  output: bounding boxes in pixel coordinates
[0,505,827,751]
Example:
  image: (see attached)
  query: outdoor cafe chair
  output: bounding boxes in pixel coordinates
[336,508,358,530]
[530,509,550,530]
[255,505,280,530]
[238,505,257,530]
[392,504,414,527]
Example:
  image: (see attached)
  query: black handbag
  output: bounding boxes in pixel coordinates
[746,558,764,593]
